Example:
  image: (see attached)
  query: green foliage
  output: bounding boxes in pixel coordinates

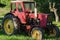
[0,0,10,8]
[34,0,50,13]
[34,0,60,13]
[34,0,60,21]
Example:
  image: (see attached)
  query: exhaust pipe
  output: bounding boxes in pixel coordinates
[34,2,37,19]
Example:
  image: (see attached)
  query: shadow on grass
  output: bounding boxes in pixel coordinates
[0,30,32,40]
[0,18,3,20]
[0,17,3,29]
[0,17,3,23]
[0,29,28,36]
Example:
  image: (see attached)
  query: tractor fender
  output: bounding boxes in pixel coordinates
[5,13,25,24]
[4,13,21,24]
[4,13,14,17]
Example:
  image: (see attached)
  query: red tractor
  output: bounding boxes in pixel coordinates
[2,1,59,40]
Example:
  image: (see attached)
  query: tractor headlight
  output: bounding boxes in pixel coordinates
[47,22,52,25]
[37,19,40,23]
[32,18,40,25]
[36,19,40,25]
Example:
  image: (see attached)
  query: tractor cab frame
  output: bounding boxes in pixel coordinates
[11,1,35,13]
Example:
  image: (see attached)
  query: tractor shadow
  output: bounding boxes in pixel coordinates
[17,30,28,36]
[0,17,3,22]
[0,17,4,35]
[0,18,3,20]
[0,17,3,21]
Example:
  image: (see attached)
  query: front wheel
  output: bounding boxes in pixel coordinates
[49,25,59,37]
[31,27,44,40]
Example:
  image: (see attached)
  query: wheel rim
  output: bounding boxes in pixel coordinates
[50,28,56,36]
[32,30,42,40]
[4,18,14,35]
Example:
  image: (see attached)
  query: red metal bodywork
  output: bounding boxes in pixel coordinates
[11,1,48,28]
[30,13,48,28]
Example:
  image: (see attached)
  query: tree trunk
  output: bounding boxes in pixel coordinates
[54,9,59,22]
[49,2,59,22]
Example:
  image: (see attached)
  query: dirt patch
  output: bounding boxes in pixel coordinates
[0,8,7,13]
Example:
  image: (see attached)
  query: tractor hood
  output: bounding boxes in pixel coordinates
[29,13,48,27]
[29,13,48,19]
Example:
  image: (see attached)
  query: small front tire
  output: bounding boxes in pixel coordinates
[49,25,59,37]
[31,27,44,40]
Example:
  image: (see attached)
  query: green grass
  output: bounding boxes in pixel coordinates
[0,8,10,16]
[0,30,34,40]
[53,21,60,29]
[0,34,33,40]
[0,30,59,40]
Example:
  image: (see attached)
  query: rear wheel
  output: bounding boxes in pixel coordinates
[31,27,44,40]
[2,14,20,35]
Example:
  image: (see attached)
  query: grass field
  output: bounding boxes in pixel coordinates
[0,8,60,40]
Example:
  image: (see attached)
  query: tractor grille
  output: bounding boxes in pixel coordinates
[47,15,52,25]
[27,18,40,25]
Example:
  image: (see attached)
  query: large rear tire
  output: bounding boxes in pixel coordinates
[2,14,20,35]
[31,27,44,40]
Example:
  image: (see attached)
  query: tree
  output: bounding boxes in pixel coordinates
[49,2,59,22]
[34,0,49,13]
[0,0,6,8]
[34,0,60,22]
[48,0,60,22]
[0,0,10,6]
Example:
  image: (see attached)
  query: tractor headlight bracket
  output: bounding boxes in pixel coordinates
[47,22,52,25]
